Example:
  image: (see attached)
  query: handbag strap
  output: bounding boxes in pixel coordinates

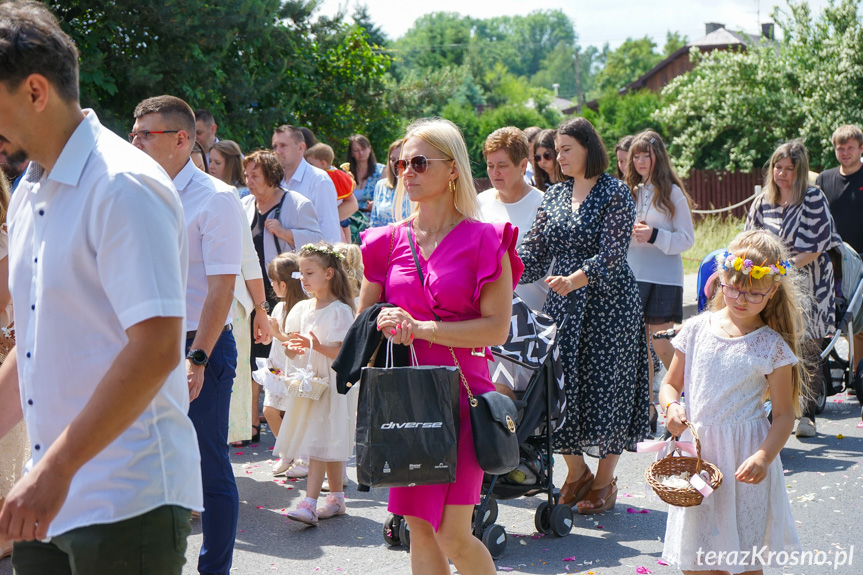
[271,189,289,253]
[407,222,477,407]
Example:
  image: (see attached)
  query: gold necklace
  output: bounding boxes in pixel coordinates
[414,218,461,250]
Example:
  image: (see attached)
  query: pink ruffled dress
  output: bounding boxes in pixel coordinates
[361,219,523,530]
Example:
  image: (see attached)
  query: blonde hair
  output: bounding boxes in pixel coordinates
[831,124,863,147]
[0,172,9,226]
[393,118,480,222]
[709,229,812,417]
[625,130,693,219]
[763,141,809,206]
[298,242,356,313]
[266,252,307,328]
[305,143,335,165]
[334,242,363,297]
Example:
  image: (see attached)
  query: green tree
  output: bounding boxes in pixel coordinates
[655,0,863,173]
[595,37,663,92]
[663,31,689,57]
[582,90,665,153]
[352,4,387,47]
[391,12,472,76]
[47,0,395,157]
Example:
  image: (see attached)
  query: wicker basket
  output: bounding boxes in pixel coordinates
[645,421,723,507]
[284,373,329,400]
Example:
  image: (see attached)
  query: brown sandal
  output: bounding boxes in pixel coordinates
[577,477,618,515]
[558,468,594,507]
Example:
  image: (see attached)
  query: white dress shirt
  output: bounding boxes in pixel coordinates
[8,110,202,537]
[173,160,244,331]
[242,190,323,266]
[282,158,341,244]
[231,187,264,319]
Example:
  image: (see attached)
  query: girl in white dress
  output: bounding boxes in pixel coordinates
[258,252,307,475]
[659,229,806,574]
[277,243,356,526]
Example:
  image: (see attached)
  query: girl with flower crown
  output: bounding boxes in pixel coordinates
[272,242,357,526]
[658,229,807,574]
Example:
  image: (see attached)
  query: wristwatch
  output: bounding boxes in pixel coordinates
[187,348,209,367]
[257,301,271,313]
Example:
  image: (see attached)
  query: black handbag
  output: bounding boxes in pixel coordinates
[355,340,460,487]
[407,223,520,475]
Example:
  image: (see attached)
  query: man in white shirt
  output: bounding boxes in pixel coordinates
[272,124,341,243]
[132,95,243,575]
[194,108,218,159]
[0,4,201,574]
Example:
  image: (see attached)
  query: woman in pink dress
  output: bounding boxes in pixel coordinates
[360,118,523,575]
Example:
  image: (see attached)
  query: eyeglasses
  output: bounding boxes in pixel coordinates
[395,155,452,175]
[128,130,180,143]
[534,151,554,163]
[720,284,771,304]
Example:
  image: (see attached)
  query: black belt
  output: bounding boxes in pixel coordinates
[186,323,233,341]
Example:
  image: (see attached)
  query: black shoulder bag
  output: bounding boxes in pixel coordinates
[271,189,289,253]
[407,223,519,475]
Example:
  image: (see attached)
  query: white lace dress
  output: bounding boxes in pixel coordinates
[662,312,800,573]
[272,299,355,462]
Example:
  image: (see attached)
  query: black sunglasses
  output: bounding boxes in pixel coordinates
[534,151,554,163]
[395,155,452,175]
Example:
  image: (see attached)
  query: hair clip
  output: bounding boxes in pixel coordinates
[291,272,302,279]
[649,137,656,144]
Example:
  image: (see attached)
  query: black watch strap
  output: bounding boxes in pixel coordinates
[187,348,209,367]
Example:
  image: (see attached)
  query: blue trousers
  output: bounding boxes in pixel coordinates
[187,330,238,575]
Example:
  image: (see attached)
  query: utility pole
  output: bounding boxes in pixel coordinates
[574,48,582,114]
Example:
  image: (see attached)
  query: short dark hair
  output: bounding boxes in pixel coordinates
[194,108,215,126]
[299,127,317,149]
[0,1,79,102]
[134,95,196,139]
[274,124,304,145]
[243,149,284,188]
[556,118,608,179]
[523,126,542,142]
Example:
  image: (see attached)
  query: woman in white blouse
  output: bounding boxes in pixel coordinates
[625,131,695,431]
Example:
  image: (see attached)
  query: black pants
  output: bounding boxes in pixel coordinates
[802,337,825,422]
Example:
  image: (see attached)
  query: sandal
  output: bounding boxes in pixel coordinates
[250,424,261,443]
[558,467,594,507]
[577,477,617,515]
[649,404,658,435]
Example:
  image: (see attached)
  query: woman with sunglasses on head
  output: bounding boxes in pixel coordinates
[369,139,410,227]
[624,130,695,433]
[347,134,385,214]
[518,118,649,515]
[532,128,565,191]
[745,140,842,439]
[360,118,522,575]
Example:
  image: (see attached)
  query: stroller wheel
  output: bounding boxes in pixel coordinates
[474,497,499,530]
[550,504,573,537]
[398,517,411,549]
[815,375,827,415]
[481,524,507,559]
[382,513,401,547]
[854,359,863,404]
[534,501,553,535]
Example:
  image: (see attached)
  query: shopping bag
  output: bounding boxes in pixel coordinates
[356,342,460,487]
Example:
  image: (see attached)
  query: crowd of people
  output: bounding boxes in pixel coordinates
[1,3,862,575]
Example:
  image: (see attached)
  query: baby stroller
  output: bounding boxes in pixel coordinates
[383,296,568,559]
[693,247,863,422]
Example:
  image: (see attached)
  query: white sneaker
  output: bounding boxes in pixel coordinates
[286,463,309,478]
[272,458,292,476]
[286,500,318,526]
[316,494,346,519]
[796,418,816,438]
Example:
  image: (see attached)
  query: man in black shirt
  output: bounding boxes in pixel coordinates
[816,124,863,369]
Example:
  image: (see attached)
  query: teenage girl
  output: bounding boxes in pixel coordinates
[276,243,356,526]
[658,229,805,573]
[259,252,307,476]
[625,130,695,431]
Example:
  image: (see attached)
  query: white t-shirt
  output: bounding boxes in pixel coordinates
[477,187,550,312]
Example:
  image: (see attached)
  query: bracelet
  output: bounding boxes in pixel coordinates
[665,400,680,412]
[429,321,437,348]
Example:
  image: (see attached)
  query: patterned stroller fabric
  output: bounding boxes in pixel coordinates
[489,296,567,440]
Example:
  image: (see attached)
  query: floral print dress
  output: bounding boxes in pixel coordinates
[518,174,650,457]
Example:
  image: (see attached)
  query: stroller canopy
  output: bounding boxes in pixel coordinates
[490,297,559,369]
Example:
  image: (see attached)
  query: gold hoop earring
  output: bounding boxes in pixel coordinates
[449,180,456,194]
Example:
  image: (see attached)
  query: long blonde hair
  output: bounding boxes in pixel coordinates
[709,230,812,416]
[335,242,363,297]
[393,118,480,222]
[267,252,307,328]
[625,130,693,219]
[763,140,809,206]
[0,172,10,226]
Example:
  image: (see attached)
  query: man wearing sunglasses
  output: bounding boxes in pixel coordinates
[0,3,200,573]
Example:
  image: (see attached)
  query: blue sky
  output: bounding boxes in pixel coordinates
[317,0,836,50]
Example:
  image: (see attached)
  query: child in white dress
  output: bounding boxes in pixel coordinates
[257,252,307,476]
[659,230,805,574]
[276,243,356,526]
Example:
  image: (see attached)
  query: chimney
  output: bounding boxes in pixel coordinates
[761,22,774,40]
[705,22,724,35]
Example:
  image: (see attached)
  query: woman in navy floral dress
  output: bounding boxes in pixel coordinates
[518,118,650,514]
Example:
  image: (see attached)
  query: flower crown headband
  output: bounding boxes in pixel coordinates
[301,244,344,261]
[716,250,793,280]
